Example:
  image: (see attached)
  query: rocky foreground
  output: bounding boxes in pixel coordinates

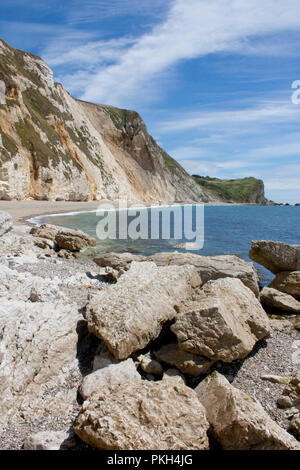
[0,211,299,450]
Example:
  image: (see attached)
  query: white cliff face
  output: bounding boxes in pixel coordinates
[0,39,213,203]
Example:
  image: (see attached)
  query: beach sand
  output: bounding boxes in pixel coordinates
[0,200,108,224]
[0,200,241,225]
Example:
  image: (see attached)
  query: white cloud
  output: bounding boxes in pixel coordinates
[44,37,134,68]
[69,0,171,24]
[70,0,300,105]
[160,101,300,133]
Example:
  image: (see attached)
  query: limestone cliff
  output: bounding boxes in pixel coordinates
[0,39,212,203]
[192,176,273,205]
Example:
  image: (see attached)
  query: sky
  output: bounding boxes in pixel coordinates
[1,0,300,203]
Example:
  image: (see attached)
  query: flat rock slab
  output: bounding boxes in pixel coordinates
[154,343,214,376]
[249,240,300,274]
[86,261,201,359]
[260,287,300,313]
[171,278,270,362]
[0,299,82,426]
[31,223,96,251]
[269,271,300,299]
[196,372,300,450]
[94,251,259,296]
[74,380,210,450]
[0,211,12,236]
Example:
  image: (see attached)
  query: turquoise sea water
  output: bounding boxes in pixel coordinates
[35,205,300,285]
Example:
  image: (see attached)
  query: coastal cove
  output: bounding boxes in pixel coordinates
[33,205,300,286]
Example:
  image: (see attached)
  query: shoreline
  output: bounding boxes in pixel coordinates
[0,200,272,226]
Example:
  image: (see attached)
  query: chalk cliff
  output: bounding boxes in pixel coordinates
[0,39,212,203]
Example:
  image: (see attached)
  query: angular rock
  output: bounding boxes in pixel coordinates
[137,353,163,375]
[94,251,259,296]
[23,430,75,450]
[295,317,300,331]
[171,278,270,362]
[31,224,96,252]
[74,380,209,450]
[154,343,214,376]
[94,252,145,270]
[269,271,300,299]
[249,240,300,274]
[30,224,59,241]
[196,372,300,450]
[0,211,12,236]
[80,358,141,400]
[260,287,300,313]
[86,261,201,359]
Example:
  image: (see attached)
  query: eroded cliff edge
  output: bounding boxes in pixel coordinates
[0,39,213,203]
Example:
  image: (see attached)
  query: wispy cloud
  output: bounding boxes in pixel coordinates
[70,0,300,105]
[69,0,171,24]
[160,101,300,133]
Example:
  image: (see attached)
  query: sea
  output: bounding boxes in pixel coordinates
[32,205,300,286]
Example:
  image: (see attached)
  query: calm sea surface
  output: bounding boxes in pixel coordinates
[35,205,300,285]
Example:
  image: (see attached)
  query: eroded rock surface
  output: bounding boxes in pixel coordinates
[154,343,214,376]
[269,271,300,299]
[250,240,300,274]
[86,261,201,359]
[31,224,96,251]
[260,287,300,313]
[172,278,270,362]
[0,211,12,236]
[74,380,210,450]
[196,372,300,450]
[23,430,75,450]
[94,251,260,295]
[0,299,82,426]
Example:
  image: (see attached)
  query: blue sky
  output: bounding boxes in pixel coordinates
[1,0,300,203]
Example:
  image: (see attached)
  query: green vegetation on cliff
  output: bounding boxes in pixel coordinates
[102,105,140,129]
[192,175,266,204]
